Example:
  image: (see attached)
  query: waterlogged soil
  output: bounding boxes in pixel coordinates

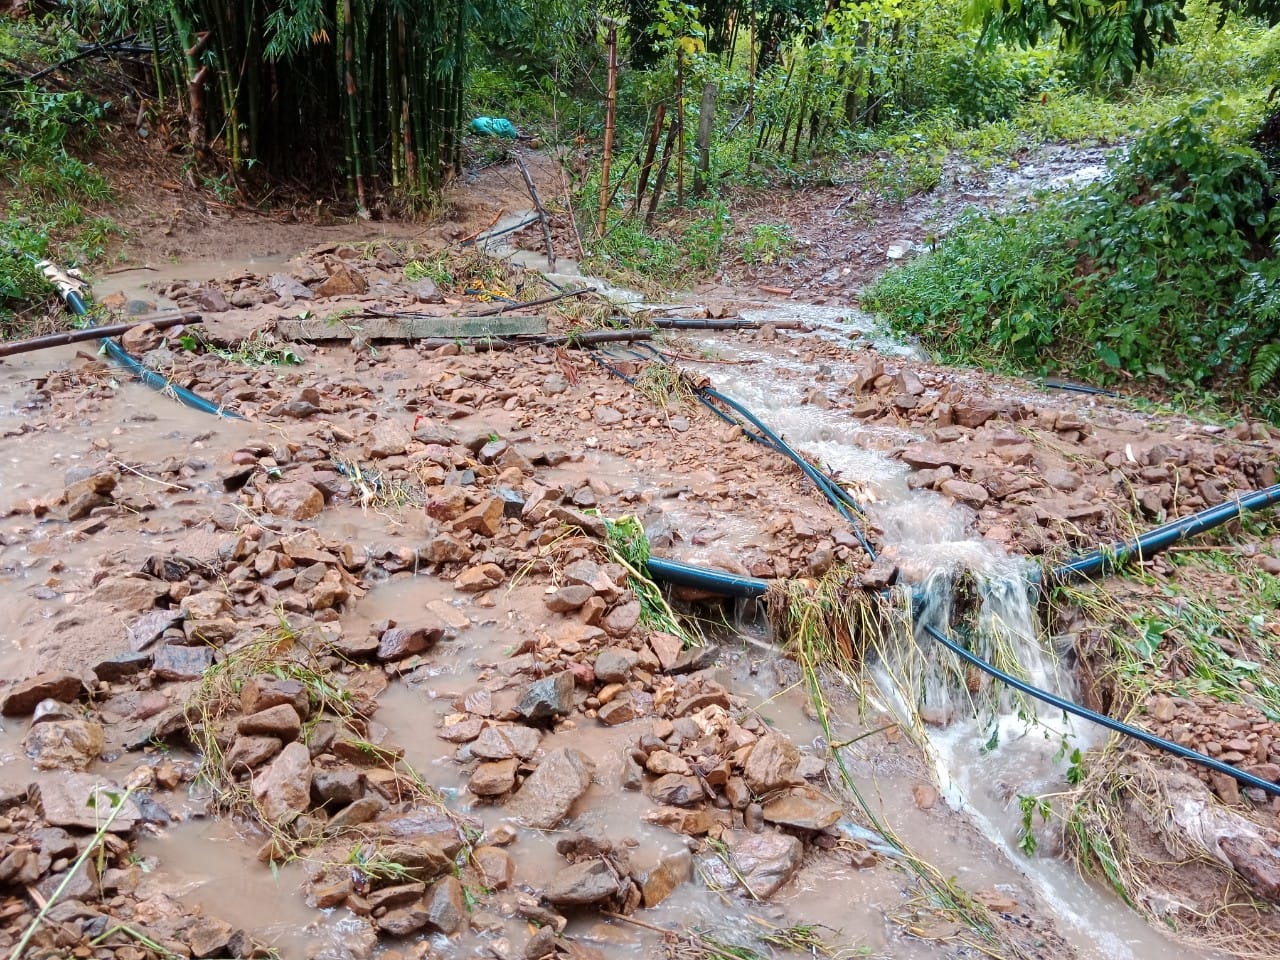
[1,150,1278,960]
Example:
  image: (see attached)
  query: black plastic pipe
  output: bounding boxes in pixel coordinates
[1052,483,1280,582]
[641,553,1280,798]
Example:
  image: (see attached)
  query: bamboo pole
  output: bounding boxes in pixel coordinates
[596,19,619,238]
[0,315,203,359]
[694,82,717,197]
[675,46,686,207]
[646,117,679,229]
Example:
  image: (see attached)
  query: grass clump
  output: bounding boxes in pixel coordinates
[865,97,1280,417]
[601,514,697,647]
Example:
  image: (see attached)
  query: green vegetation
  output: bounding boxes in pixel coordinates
[1,21,117,335]
[866,96,1280,412]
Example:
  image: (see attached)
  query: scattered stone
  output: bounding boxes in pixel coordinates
[912,784,938,810]
[649,774,703,807]
[602,600,642,638]
[152,644,214,681]
[38,774,139,833]
[264,481,325,520]
[237,703,303,741]
[377,623,443,661]
[760,787,843,830]
[470,758,519,796]
[544,859,619,907]
[546,584,595,613]
[425,875,468,934]
[251,741,313,824]
[720,830,803,898]
[597,695,639,726]
[24,718,104,770]
[187,917,234,959]
[456,563,506,592]
[226,736,283,772]
[593,647,638,684]
[630,848,692,908]
[506,747,594,829]
[1,672,85,715]
[471,724,541,761]
[742,733,800,793]
[473,846,515,890]
[515,671,575,722]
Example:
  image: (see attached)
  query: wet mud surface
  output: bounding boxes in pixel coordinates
[2,150,1278,960]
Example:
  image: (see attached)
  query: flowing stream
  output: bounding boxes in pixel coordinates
[682,323,1221,960]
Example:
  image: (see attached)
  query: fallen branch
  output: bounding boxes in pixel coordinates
[512,149,556,271]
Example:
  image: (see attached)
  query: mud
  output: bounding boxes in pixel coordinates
[1,148,1277,960]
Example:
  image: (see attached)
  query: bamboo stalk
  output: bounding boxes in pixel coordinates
[513,149,556,271]
[596,19,619,238]
[0,315,203,359]
[675,46,685,206]
[645,117,679,229]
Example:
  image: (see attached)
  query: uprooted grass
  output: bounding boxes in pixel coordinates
[184,625,457,861]
[603,514,699,648]
[763,568,1040,959]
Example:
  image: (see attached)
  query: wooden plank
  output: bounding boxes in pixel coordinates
[275,314,548,342]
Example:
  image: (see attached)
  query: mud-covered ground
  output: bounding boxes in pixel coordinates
[2,149,1279,960]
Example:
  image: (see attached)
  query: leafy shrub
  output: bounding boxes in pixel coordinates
[865,99,1280,398]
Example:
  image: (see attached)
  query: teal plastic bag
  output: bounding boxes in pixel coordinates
[469,117,518,139]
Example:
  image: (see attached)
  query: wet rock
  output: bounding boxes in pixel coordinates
[426,874,468,934]
[544,859,619,907]
[670,644,719,674]
[379,840,455,881]
[761,787,843,830]
[38,775,139,833]
[237,703,303,741]
[241,677,310,717]
[912,784,938,810]
[952,398,1003,429]
[644,805,715,836]
[718,830,803,898]
[152,643,214,681]
[725,777,751,810]
[596,694,639,726]
[470,758,519,796]
[453,497,505,537]
[269,273,313,301]
[308,875,354,908]
[742,732,800,793]
[473,845,515,890]
[312,767,364,806]
[368,420,411,458]
[593,647,638,684]
[24,718,104,770]
[644,750,691,777]
[456,562,506,592]
[226,736,282,772]
[427,533,473,563]
[378,623,443,661]
[251,741,313,824]
[438,715,485,743]
[328,795,385,831]
[515,671,575,722]
[315,261,368,298]
[506,747,594,828]
[330,633,381,660]
[939,478,988,507]
[1220,834,1280,902]
[593,406,624,426]
[472,724,541,761]
[602,600,642,638]
[126,610,182,652]
[377,904,429,937]
[186,917,234,959]
[649,774,704,807]
[264,481,325,520]
[630,848,692,908]
[548,506,608,539]
[546,584,595,613]
[1,672,85,715]
[378,809,467,857]
[95,650,153,681]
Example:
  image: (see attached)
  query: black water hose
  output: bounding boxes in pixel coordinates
[640,554,1280,798]
[1052,483,1280,583]
[31,256,241,420]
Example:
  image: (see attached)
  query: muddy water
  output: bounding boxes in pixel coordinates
[688,339,1222,960]
[349,576,942,960]
[93,255,294,309]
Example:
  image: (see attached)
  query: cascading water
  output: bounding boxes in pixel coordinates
[686,329,1201,960]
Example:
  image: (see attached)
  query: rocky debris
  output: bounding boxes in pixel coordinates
[516,671,576,722]
[743,732,801,793]
[544,858,622,907]
[37,774,139,833]
[470,758,519,796]
[24,714,104,770]
[506,747,594,828]
[1142,694,1280,803]
[699,830,803,898]
[424,874,468,934]
[263,480,326,520]
[1,672,85,716]
[251,741,313,824]
[761,787,843,830]
[629,848,693,908]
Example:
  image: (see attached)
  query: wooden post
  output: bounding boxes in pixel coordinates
[596,19,619,238]
[693,82,717,197]
[513,149,557,272]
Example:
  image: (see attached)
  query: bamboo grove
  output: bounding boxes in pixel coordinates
[115,0,491,206]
